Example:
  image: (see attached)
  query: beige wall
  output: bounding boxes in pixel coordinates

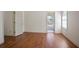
[24,11,47,33]
[0,12,4,44]
[62,11,79,47]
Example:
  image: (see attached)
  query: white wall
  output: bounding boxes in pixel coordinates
[0,12,4,44]
[62,11,79,47]
[4,11,14,36]
[24,11,47,33]
[23,12,25,32]
[15,11,24,36]
[55,11,61,33]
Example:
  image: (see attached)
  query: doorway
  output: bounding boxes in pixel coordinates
[47,11,55,32]
[4,11,24,36]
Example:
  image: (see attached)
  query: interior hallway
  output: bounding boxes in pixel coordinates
[0,32,77,48]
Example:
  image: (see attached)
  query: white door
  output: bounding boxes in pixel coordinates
[15,11,24,36]
[4,11,15,36]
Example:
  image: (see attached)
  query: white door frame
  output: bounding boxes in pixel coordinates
[46,11,55,33]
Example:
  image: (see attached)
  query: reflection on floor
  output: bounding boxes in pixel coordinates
[47,25,55,32]
[0,32,77,48]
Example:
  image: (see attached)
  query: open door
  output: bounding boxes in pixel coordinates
[15,11,24,36]
[47,11,55,32]
[4,11,15,36]
[3,11,24,36]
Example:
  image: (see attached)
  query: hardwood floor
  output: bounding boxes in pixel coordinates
[0,32,77,48]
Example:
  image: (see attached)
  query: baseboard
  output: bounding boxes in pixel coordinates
[24,32,47,34]
[4,32,46,38]
[54,33,62,35]
[5,32,24,37]
[61,33,78,48]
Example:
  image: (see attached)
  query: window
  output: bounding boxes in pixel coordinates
[62,11,68,30]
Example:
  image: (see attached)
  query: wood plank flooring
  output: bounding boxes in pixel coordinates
[0,32,77,48]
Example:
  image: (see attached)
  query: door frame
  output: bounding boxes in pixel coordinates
[13,11,15,36]
[46,11,55,33]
